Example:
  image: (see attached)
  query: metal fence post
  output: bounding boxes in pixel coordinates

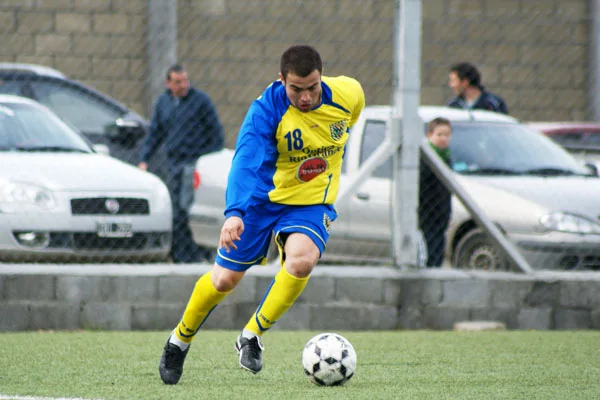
[146,0,178,117]
[392,0,422,269]
[589,0,600,120]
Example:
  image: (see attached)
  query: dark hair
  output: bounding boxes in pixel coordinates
[427,117,452,134]
[280,45,323,79]
[450,62,481,89]
[166,64,185,80]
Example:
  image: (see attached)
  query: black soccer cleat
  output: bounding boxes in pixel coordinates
[235,335,264,374]
[159,336,190,385]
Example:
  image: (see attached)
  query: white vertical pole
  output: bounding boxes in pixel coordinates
[589,0,600,120]
[147,0,178,117]
[391,0,422,268]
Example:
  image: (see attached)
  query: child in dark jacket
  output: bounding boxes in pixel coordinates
[419,117,452,267]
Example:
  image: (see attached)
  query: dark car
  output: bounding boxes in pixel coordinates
[0,63,167,181]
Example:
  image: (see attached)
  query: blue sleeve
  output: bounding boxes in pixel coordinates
[140,97,165,163]
[224,99,276,218]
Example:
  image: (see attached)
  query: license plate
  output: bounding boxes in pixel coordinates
[96,222,133,238]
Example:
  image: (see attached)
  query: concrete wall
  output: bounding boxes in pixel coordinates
[420,0,590,122]
[178,0,591,145]
[0,0,148,115]
[1,264,599,332]
[0,0,591,148]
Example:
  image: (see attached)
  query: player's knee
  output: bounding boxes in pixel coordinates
[284,252,318,278]
[211,264,244,292]
[211,273,239,292]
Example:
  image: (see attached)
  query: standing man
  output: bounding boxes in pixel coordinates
[158,45,365,384]
[139,64,224,263]
[447,62,509,114]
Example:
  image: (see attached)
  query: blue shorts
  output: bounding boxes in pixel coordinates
[215,203,337,271]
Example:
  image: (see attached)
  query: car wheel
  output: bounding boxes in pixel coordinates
[453,228,513,271]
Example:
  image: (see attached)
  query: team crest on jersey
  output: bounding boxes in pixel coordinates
[329,120,347,141]
[322,213,331,232]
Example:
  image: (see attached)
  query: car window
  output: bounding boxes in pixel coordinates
[0,80,24,96]
[586,133,600,146]
[359,120,392,179]
[30,81,121,135]
[549,132,584,146]
[0,102,91,152]
[359,119,587,178]
[450,123,588,174]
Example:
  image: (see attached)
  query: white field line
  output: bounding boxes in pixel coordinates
[0,395,102,400]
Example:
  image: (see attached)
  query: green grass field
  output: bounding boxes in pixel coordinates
[0,330,599,400]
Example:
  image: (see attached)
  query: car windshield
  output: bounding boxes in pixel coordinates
[450,123,590,176]
[0,102,91,152]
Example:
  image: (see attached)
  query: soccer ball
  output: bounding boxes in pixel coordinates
[302,332,357,386]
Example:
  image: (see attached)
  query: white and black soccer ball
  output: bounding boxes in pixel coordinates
[302,332,357,386]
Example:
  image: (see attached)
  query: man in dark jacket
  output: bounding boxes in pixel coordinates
[447,62,508,114]
[139,64,224,263]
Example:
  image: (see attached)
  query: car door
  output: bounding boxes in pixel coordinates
[345,119,393,260]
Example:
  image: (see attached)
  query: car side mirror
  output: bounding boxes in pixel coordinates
[107,118,146,148]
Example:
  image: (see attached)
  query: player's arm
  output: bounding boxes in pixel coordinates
[219,216,243,252]
[220,102,273,251]
[224,100,274,219]
[328,76,365,129]
[348,79,365,128]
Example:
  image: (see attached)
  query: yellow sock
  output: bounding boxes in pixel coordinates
[244,266,309,335]
[174,272,230,344]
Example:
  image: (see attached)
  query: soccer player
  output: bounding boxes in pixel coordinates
[158,44,365,384]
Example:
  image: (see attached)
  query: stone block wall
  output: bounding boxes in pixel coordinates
[1,265,599,332]
[0,0,590,148]
[177,0,591,144]
[420,0,590,122]
[0,0,148,116]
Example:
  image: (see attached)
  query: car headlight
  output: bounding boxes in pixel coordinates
[540,212,600,234]
[0,182,56,212]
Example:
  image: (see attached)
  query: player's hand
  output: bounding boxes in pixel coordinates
[138,162,148,171]
[219,216,244,252]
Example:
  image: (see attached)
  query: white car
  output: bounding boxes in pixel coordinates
[0,95,172,262]
[190,105,600,271]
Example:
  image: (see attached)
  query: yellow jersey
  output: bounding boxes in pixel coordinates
[225,75,365,218]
